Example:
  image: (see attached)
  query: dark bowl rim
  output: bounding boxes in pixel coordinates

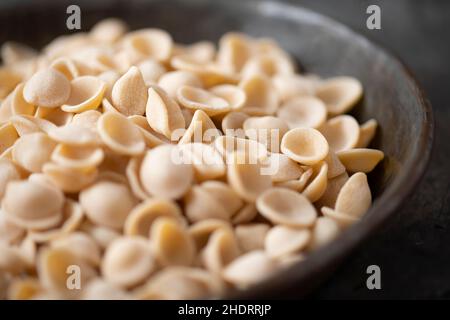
[222,0,434,299]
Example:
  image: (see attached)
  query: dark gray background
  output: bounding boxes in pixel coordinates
[285,0,450,299]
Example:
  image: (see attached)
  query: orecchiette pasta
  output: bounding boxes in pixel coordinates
[0,20,385,300]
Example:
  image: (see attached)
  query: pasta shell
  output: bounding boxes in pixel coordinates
[214,135,268,164]
[12,132,57,173]
[37,246,96,296]
[235,223,270,253]
[174,41,216,63]
[23,68,70,108]
[265,152,304,183]
[178,110,221,144]
[139,144,193,199]
[51,232,101,267]
[150,217,196,267]
[335,172,371,218]
[222,250,277,288]
[272,74,317,102]
[0,67,21,99]
[146,85,185,139]
[176,85,230,116]
[241,53,295,78]
[90,18,127,44]
[1,42,37,65]
[256,187,317,227]
[158,70,203,98]
[111,66,148,116]
[321,206,358,228]
[201,181,244,217]
[315,76,362,115]
[227,152,272,203]
[123,29,173,62]
[61,76,106,113]
[281,127,329,165]
[10,83,35,116]
[42,163,98,193]
[70,109,103,128]
[101,236,156,288]
[277,96,327,129]
[184,185,231,223]
[138,59,166,86]
[98,111,145,156]
[82,279,131,300]
[128,114,169,148]
[189,219,232,251]
[217,32,253,74]
[178,143,226,181]
[124,198,185,237]
[0,123,18,155]
[79,181,137,230]
[10,114,57,136]
[48,122,101,146]
[80,222,120,251]
[319,115,360,152]
[35,107,73,126]
[2,179,64,230]
[231,203,258,224]
[7,278,42,300]
[202,228,241,273]
[337,148,384,173]
[209,84,246,111]
[221,111,249,138]
[265,226,311,259]
[28,199,84,243]
[98,70,120,101]
[307,217,340,251]
[239,74,278,116]
[324,151,346,178]
[243,116,289,152]
[50,57,79,80]
[356,119,378,148]
[315,172,349,209]
[302,162,328,202]
[135,266,223,300]
[51,144,104,169]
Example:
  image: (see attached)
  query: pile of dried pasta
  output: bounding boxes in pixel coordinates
[0,19,384,299]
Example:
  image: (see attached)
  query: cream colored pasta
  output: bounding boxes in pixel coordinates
[139,144,194,199]
[158,70,203,98]
[98,111,145,156]
[227,152,272,203]
[23,68,70,108]
[150,217,196,267]
[235,224,270,253]
[256,187,317,227]
[124,198,185,237]
[2,179,64,230]
[281,127,329,165]
[79,180,137,230]
[277,96,327,129]
[146,85,185,138]
[101,236,155,288]
[202,228,240,273]
[239,74,278,116]
[12,132,56,173]
[243,116,289,152]
[176,85,230,116]
[315,76,363,115]
[302,162,328,202]
[265,225,311,259]
[222,250,277,288]
[0,23,384,300]
[61,76,106,113]
[337,148,384,173]
[42,163,98,193]
[356,119,378,148]
[111,66,147,116]
[319,115,360,152]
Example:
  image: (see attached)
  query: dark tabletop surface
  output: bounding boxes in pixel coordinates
[283,0,450,299]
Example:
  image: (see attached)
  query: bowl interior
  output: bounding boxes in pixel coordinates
[0,0,433,298]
